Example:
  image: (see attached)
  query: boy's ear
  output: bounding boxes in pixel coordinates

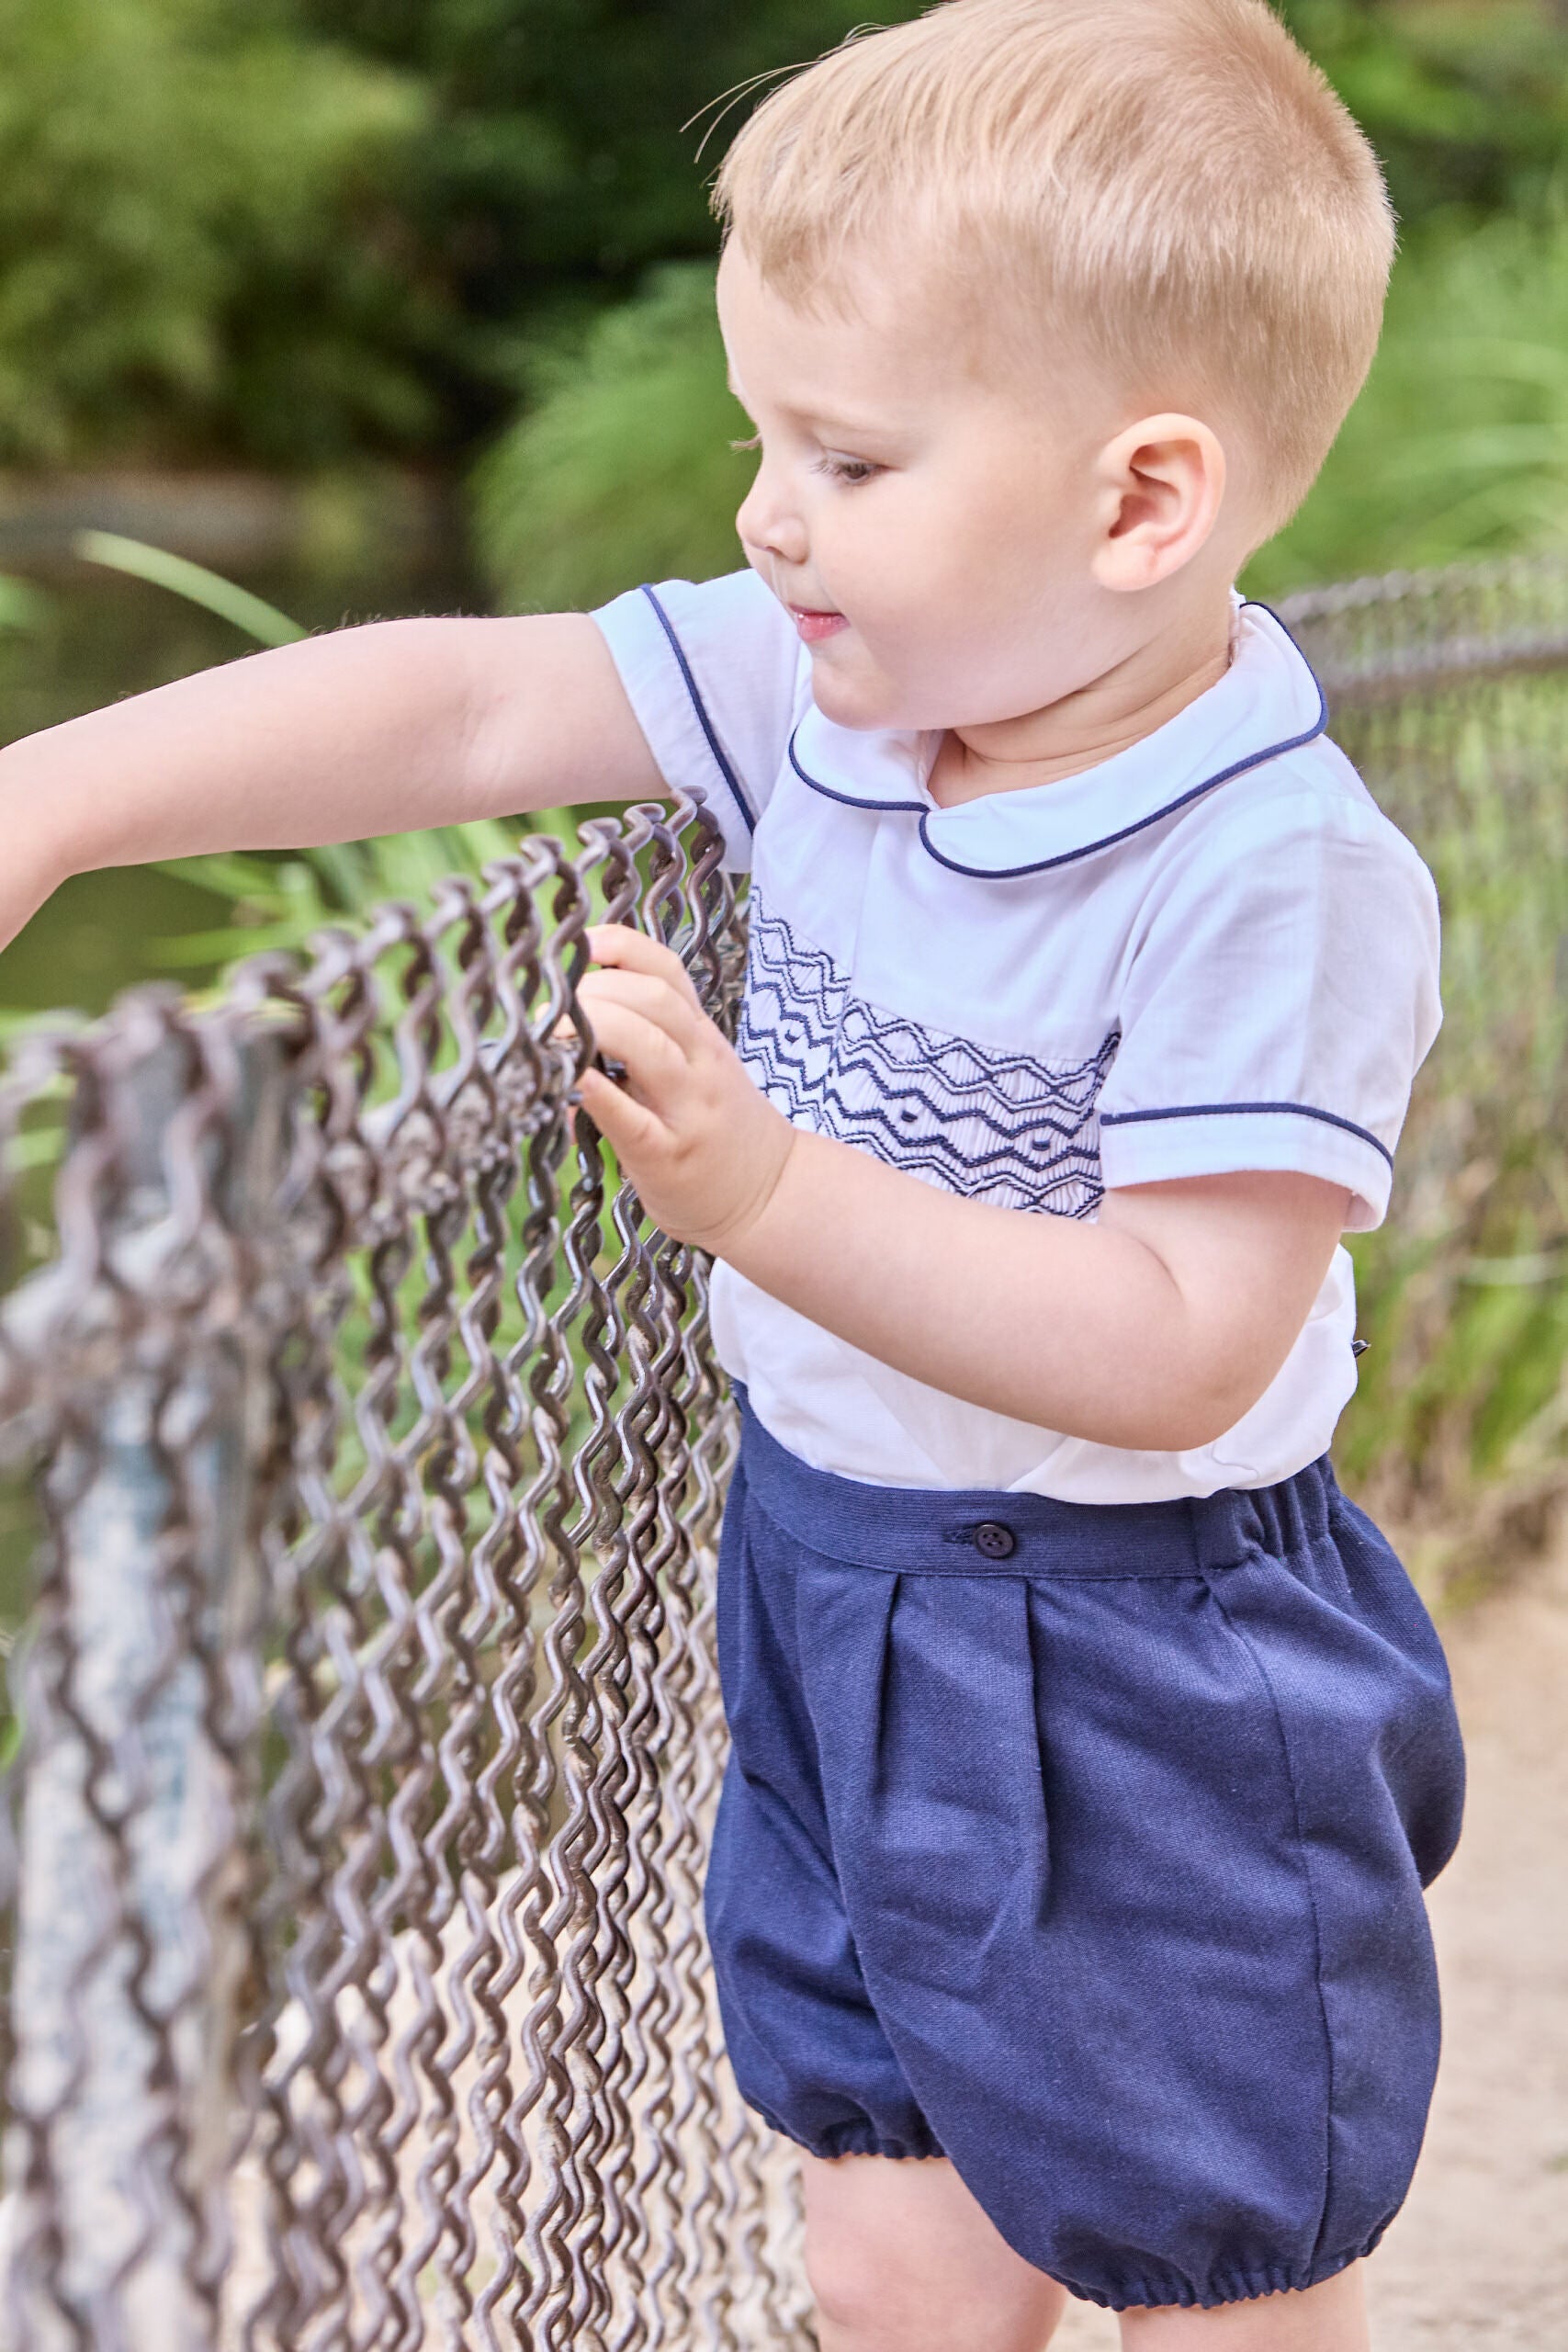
[1089,413,1228,594]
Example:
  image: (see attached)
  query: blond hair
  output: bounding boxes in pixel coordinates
[709,0,1395,537]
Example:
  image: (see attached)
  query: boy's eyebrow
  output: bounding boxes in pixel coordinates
[724,368,908,440]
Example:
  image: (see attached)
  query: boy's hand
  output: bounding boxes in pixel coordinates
[573,924,796,1255]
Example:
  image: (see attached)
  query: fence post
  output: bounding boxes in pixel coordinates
[1,1011,289,2352]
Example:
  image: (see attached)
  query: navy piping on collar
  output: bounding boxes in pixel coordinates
[1100,1099,1393,1171]
[638,584,757,834]
[784,600,1330,879]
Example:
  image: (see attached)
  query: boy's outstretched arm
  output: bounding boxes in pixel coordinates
[0,613,665,948]
[576,926,1351,1454]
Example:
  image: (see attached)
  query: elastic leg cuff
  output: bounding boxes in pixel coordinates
[755,2105,945,2165]
[1064,2228,1389,2312]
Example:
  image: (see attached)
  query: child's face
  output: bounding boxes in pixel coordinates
[716,240,1168,737]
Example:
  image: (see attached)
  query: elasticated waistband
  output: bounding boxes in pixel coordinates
[732,1385,1339,1580]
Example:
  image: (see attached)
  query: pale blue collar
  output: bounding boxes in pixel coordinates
[785,599,1328,878]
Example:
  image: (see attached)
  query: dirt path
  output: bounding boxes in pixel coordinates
[1055,1522,1568,2348]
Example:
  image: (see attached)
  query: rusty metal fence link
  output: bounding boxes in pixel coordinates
[1,556,1567,2347]
[0,792,814,2349]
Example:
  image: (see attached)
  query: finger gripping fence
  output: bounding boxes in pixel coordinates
[0,791,816,2351]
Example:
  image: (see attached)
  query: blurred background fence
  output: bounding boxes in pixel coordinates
[0,554,1562,2346]
[1283,555,1568,1586]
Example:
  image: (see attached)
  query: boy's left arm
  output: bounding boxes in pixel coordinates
[575,927,1350,1453]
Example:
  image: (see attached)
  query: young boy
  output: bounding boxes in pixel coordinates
[1,0,1465,2343]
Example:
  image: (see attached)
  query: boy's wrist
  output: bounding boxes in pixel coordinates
[0,741,73,950]
[703,1109,803,1270]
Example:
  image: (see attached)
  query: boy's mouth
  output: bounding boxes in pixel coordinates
[788,605,849,643]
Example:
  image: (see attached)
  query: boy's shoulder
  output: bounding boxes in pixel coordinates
[1144,598,1437,902]
[1176,724,1435,890]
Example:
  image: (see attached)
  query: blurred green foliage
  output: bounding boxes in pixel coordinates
[0,0,440,464]
[4,1,1566,473]
[286,0,928,441]
[473,261,750,611]
[1255,199,1568,591]
[1280,2,1568,220]
[0,0,918,464]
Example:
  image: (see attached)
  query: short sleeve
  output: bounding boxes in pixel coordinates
[589,569,803,871]
[1096,793,1443,1232]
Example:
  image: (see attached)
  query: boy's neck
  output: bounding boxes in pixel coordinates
[925,586,1238,809]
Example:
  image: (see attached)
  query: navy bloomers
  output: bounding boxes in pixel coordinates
[705,1388,1466,2312]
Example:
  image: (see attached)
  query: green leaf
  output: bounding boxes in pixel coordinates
[73,530,307,648]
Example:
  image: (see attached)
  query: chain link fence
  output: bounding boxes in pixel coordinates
[0,555,1564,2347]
[1282,556,1568,1576]
[0,796,813,2351]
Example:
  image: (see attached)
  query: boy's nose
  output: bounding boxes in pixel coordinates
[736,474,809,571]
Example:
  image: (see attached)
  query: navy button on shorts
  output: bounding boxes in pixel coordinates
[705,1390,1466,2313]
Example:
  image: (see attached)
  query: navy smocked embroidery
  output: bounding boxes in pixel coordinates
[638,583,758,835]
[738,897,1117,1216]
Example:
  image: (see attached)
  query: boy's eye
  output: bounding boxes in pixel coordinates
[727,434,879,488]
[810,453,880,487]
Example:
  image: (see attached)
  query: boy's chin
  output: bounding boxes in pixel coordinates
[807,662,911,735]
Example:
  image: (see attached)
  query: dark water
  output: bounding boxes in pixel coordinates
[0,549,479,1016]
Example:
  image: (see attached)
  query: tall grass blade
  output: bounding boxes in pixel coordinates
[73,530,308,649]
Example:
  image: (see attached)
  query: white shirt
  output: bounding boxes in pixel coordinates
[590,569,1442,1503]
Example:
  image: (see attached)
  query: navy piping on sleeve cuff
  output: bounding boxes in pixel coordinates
[1099,1100,1394,1170]
[638,584,758,838]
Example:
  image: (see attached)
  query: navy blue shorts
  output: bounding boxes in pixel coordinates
[705,1391,1465,2312]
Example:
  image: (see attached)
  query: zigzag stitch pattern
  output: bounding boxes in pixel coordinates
[737,896,1119,1216]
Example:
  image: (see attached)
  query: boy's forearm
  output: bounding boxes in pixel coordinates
[572,931,1248,1454]
[723,1128,1233,1453]
[0,618,500,944]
